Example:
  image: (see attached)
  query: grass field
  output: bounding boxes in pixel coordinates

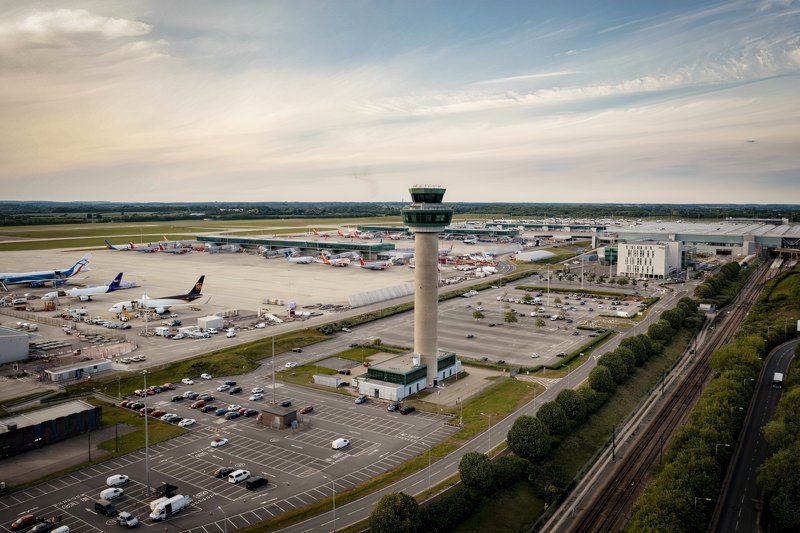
[0,234,199,252]
[454,482,544,533]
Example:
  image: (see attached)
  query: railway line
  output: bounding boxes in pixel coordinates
[568,261,778,533]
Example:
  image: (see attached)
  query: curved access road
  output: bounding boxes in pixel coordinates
[713,339,798,533]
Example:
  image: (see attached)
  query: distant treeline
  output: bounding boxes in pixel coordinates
[0,201,798,227]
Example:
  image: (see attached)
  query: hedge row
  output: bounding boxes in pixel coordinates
[694,260,756,307]
[516,285,631,298]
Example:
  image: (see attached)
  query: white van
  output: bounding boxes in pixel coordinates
[228,469,250,484]
[51,527,70,533]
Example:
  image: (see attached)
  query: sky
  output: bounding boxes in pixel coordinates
[0,0,798,203]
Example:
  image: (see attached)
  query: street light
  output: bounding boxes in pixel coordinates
[715,443,731,458]
[321,474,336,532]
[481,412,492,452]
[142,370,150,494]
[694,497,713,510]
[219,505,228,533]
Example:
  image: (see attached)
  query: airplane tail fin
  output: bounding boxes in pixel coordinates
[107,273,123,292]
[66,254,91,277]
[129,242,135,249]
[188,275,205,296]
[163,235,169,241]
[321,255,331,265]
[338,230,344,237]
[313,229,319,236]
[359,257,365,266]
[104,240,115,250]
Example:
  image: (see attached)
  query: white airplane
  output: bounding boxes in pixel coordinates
[385,231,405,240]
[43,272,132,301]
[1,254,90,291]
[206,243,242,253]
[338,229,359,239]
[285,253,316,264]
[321,255,350,267]
[105,240,135,251]
[463,236,479,245]
[358,257,391,270]
[157,244,191,254]
[109,276,205,315]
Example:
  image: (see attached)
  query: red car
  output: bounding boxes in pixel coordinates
[118,400,130,408]
[299,406,314,414]
[191,400,206,409]
[162,383,175,390]
[139,407,156,416]
[10,515,37,531]
[151,410,167,418]
[146,389,156,396]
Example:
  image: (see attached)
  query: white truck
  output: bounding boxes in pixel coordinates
[149,494,191,521]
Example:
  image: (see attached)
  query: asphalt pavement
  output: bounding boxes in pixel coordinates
[713,339,798,533]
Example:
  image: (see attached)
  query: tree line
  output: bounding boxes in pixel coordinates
[2,201,799,226]
[629,264,800,531]
[368,298,704,532]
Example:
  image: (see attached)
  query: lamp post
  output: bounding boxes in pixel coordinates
[715,443,731,458]
[219,505,228,533]
[694,497,713,510]
[142,370,150,494]
[321,474,336,531]
[481,412,492,452]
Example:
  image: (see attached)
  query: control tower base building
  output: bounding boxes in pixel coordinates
[402,186,453,386]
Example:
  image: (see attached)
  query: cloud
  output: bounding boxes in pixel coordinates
[1,9,152,44]
[471,70,577,86]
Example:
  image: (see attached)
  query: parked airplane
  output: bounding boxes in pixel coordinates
[338,229,359,239]
[321,255,350,267]
[109,276,205,315]
[43,272,131,301]
[158,244,191,254]
[463,236,479,245]
[285,252,316,264]
[358,257,391,270]
[326,251,360,260]
[385,231,405,240]
[358,232,375,239]
[312,229,334,239]
[1,254,90,291]
[104,240,135,251]
[161,235,193,248]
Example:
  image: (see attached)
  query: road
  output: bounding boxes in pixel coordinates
[278,285,692,532]
[713,339,798,533]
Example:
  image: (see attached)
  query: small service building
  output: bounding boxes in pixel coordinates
[0,400,101,458]
[355,352,461,401]
[45,359,112,382]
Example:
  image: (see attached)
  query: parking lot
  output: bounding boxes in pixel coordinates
[0,374,455,532]
[340,281,650,367]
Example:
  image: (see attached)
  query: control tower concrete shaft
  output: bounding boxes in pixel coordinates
[402,186,453,386]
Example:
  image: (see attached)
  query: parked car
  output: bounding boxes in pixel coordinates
[178,418,196,427]
[181,378,194,385]
[100,487,124,500]
[94,499,117,516]
[116,511,139,528]
[200,405,216,413]
[355,395,368,404]
[249,393,263,401]
[199,393,215,401]
[191,400,206,409]
[228,469,250,483]
[211,437,229,447]
[245,476,268,490]
[215,408,228,416]
[230,386,242,394]
[213,467,235,478]
[201,373,212,380]
[331,438,350,450]
[400,406,416,415]
[244,409,259,417]
[337,368,351,375]
[465,334,475,339]
[284,361,298,368]
[216,384,230,392]
[171,395,184,402]
[251,387,264,394]
[185,392,199,400]
[225,412,239,420]
[387,402,401,412]
[299,405,314,414]
[224,380,237,386]
[9,514,38,531]
[279,400,292,407]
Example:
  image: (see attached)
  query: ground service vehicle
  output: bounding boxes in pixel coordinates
[773,372,784,389]
[332,438,350,450]
[116,512,139,528]
[149,494,191,521]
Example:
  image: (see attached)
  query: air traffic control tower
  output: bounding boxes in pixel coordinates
[402,186,453,386]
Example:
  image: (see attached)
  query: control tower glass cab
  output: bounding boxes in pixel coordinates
[402,186,453,386]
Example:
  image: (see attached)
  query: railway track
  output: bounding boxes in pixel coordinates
[569,263,776,533]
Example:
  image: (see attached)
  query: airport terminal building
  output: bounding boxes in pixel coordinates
[355,353,461,401]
